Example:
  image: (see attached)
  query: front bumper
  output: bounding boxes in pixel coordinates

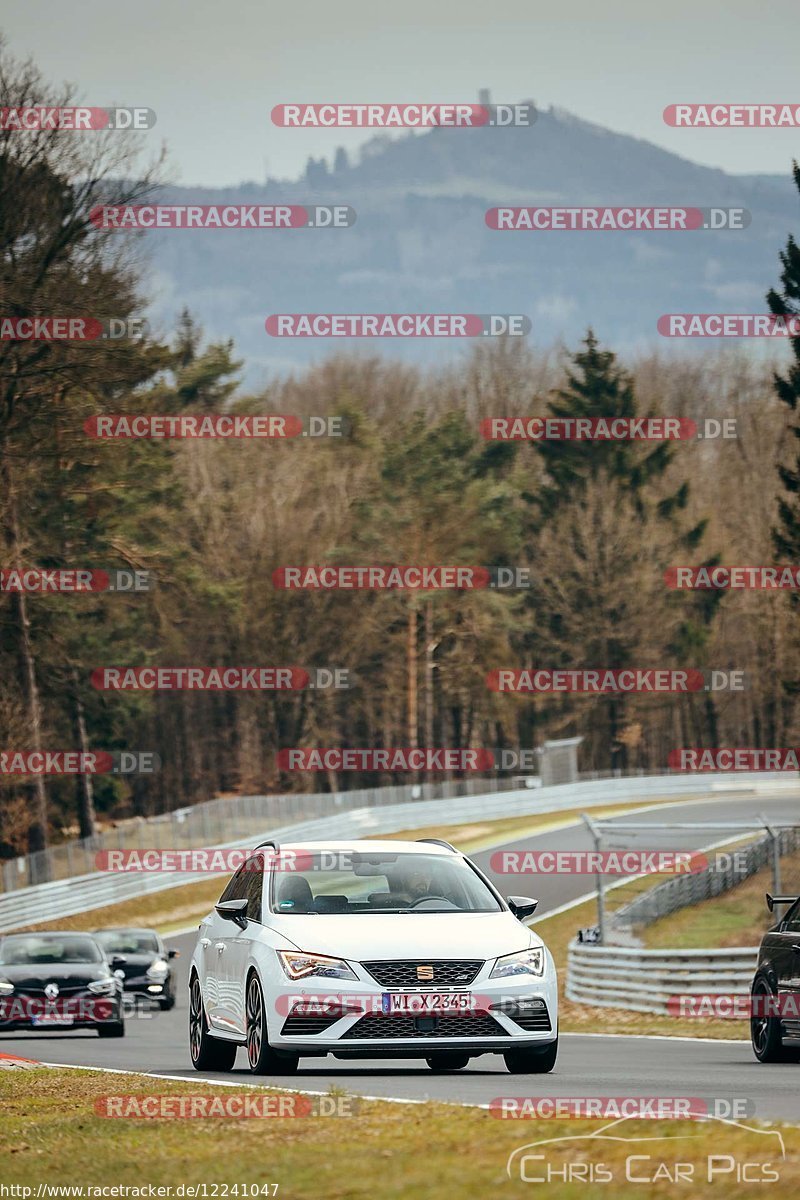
[119,973,172,1000]
[268,968,558,1057]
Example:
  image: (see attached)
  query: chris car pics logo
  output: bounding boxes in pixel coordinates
[506,1114,784,1185]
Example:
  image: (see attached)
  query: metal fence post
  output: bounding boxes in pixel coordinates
[760,814,782,895]
[581,812,606,944]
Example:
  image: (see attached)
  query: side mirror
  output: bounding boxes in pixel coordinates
[506,895,538,921]
[215,898,248,930]
[167,949,179,959]
[110,955,128,968]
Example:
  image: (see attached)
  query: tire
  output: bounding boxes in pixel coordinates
[504,1039,558,1074]
[751,977,797,1063]
[426,1053,470,1072]
[246,973,299,1075]
[189,974,237,1071]
[160,996,176,1011]
[97,1021,125,1038]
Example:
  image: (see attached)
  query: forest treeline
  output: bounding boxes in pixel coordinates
[2,46,800,859]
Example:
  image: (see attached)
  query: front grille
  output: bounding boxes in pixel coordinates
[280,1014,342,1037]
[345,1014,505,1039]
[362,960,483,988]
[13,985,89,997]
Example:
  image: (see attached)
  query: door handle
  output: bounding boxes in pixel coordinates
[215,942,225,953]
[200,938,211,949]
[791,944,800,953]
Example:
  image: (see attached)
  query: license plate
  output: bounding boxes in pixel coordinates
[31,1014,74,1026]
[381,992,475,1015]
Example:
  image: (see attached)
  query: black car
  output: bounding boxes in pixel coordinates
[93,928,179,1010]
[0,932,124,1037]
[751,893,800,1062]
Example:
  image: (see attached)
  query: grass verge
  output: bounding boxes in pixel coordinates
[641,857,790,950]
[0,1067,797,1197]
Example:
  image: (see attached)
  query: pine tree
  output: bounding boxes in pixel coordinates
[523,332,715,770]
[534,331,676,523]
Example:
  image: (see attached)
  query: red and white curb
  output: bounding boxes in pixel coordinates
[0,1052,42,1071]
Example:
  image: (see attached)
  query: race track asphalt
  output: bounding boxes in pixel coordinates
[3,791,799,1122]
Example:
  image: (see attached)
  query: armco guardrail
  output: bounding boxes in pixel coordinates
[566,940,759,1015]
[2,776,522,892]
[0,771,796,934]
[611,824,800,935]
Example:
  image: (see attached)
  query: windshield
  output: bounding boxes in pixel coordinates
[94,930,159,955]
[270,851,501,914]
[0,935,103,965]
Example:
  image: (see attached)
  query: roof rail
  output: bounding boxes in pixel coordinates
[416,838,458,853]
[254,839,280,854]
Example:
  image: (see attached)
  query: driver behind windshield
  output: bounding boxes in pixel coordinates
[390,863,458,907]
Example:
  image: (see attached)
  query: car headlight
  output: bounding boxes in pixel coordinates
[490,946,546,979]
[146,959,169,980]
[0,978,14,995]
[277,951,357,981]
[88,978,118,995]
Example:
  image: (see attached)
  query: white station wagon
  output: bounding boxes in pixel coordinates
[189,838,558,1075]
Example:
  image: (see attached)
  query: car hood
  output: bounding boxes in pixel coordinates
[112,954,160,979]
[0,963,111,989]
[266,911,539,963]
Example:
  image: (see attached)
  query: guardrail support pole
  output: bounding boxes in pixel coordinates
[581,812,606,944]
[759,814,782,895]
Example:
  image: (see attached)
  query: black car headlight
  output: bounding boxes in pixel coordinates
[88,979,119,995]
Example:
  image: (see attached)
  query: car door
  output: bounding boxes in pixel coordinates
[205,865,250,1034]
[223,854,265,1036]
[776,899,800,1033]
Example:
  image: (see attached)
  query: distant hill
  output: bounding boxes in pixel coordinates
[135,104,799,386]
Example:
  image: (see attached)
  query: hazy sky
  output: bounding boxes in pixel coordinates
[3,0,799,186]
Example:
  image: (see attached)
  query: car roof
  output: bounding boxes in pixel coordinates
[259,839,459,855]
[92,927,159,935]
[1,930,100,940]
